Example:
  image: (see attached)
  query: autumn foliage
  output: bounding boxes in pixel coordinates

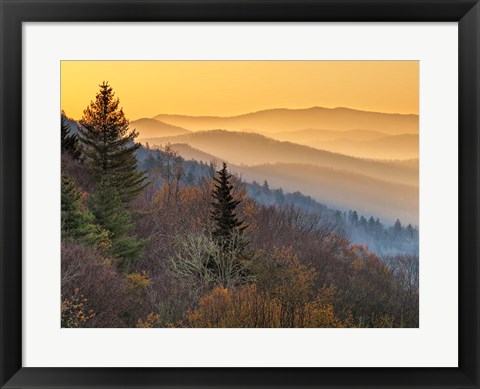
[61,84,418,328]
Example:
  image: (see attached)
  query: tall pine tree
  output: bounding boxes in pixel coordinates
[210,163,245,240]
[79,82,146,202]
[61,174,108,246]
[88,177,146,272]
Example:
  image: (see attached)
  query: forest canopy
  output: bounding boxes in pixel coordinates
[61,83,419,328]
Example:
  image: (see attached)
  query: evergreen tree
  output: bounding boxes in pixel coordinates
[208,163,251,285]
[274,188,285,205]
[349,210,359,226]
[61,116,82,160]
[88,178,146,272]
[142,154,157,172]
[210,163,245,241]
[359,216,368,229]
[185,169,196,185]
[368,216,375,231]
[406,223,415,239]
[79,82,147,202]
[262,180,270,193]
[61,175,108,246]
[394,219,403,236]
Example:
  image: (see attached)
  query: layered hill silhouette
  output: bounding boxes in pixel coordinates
[141,130,418,187]
[391,158,419,168]
[64,104,420,224]
[268,129,418,159]
[309,134,418,160]
[233,163,419,224]
[148,143,418,224]
[130,118,190,138]
[63,114,191,139]
[162,143,220,164]
[272,128,390,142]
[153,106,418,135]
[149,142,418,224]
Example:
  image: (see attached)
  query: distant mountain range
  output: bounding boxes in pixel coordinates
[141,130,418,187]
[152,106,418,135]
[130,118,190,138]
[307,134,418,160]
[133,107,419,159]
[234,163,418,224]
[63,105,419,224]
[149,142,418,224]
[272,128,390,142]
[265,129,418,159]
[162,143,220,164]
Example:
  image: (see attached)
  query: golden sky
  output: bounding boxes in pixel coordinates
[61,61,418,121]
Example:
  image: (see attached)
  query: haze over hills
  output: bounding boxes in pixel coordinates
[391,158,419,168]
[139,106,419,159]
[130,118,190,138]
[141,130,418,187]
[268,129,418,159]
[272,128,390,142]
[309,134,418,160]
[161,143,220,164]
[64,103,420,224]
[74,105,420,160]
[233,163,419,224]
[154,106,418,135]
[147,142,418,224]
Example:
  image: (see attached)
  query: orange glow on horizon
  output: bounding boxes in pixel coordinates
[61,61,418,121]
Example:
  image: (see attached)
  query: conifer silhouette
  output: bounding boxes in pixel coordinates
[79,82,146,202]
[210,162,245,240]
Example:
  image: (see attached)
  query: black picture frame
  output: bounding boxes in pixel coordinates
[1,1,479,388]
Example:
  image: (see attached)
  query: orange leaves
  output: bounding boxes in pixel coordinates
[136,313,162,328]
[97,234,113,252]
[242,200,259,231]
[187,284,281,328]
[61,288,96,328]
[187,285,232,327]
[180,186,204,206]
[127,271,151,290]
[187,283,345,328]
[185,246,348,328]
[254,246,316,304]
[351,258,364,271]
[303,300,344,328]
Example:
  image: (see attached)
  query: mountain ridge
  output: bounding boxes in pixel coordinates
[130,118,190,138]
[140,129,418,187]
[152,106,419,135]
[233,162,418,225]
[154,106,418,121]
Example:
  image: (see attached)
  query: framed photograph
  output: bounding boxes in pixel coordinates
[1,0,479,388]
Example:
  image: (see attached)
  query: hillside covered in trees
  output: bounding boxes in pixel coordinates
[61,83,419,328]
